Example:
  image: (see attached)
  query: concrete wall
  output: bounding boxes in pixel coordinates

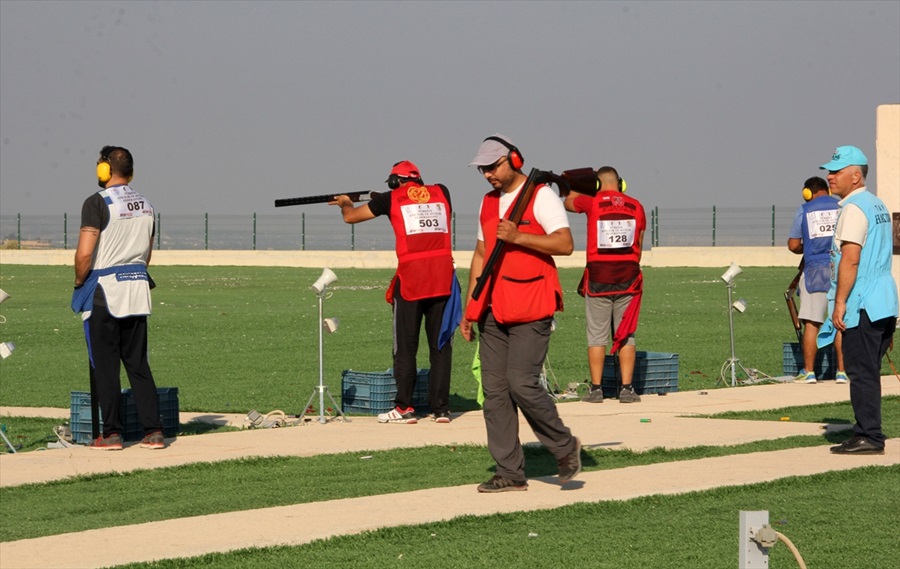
[0,246,799,269]
[877,104,900,298]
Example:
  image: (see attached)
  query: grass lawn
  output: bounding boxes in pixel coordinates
[1,264,896,568]
[3,264,887,413]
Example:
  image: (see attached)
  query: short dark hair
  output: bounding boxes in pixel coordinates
[102,146,134,179]
[804,176,828,194]
[596,166,619,180]
[859,164,868,179]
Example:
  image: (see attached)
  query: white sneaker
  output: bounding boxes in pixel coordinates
[377,407,417,424]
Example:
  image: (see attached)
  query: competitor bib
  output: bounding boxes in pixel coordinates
[596,219,636,249]
[805,209,838,240]
[401,203,448,235]
[106,186,153,220]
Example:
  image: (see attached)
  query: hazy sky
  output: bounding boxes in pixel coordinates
[1,1,898,216]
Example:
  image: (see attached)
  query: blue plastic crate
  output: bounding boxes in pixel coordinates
[341,369,430,415]
[70,387,179,444]
[782,342,838,379]
[601,352,679,398]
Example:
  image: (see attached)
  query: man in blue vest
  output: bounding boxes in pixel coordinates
[817,146,898,455]
[787,176,847,383]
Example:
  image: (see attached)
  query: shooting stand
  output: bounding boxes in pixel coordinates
[717,279,757,387]
[298,286,349,424]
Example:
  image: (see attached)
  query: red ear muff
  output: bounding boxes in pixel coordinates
[484,136,524,170]
[508,148,524,170]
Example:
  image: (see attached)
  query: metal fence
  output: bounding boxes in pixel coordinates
[0,206,797,250]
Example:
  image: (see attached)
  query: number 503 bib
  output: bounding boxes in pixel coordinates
[401,203,448,235]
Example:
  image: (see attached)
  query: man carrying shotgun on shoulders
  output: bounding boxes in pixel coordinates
[460,134,582,493]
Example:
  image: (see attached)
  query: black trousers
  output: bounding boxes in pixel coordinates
[842,310,896,446]
[391,279,452,414]
[87,294,161,436]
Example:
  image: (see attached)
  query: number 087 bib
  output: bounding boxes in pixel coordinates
[596,218,636,249]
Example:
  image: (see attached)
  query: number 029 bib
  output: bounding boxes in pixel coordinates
[401,203,448,235]
[805,209,838,240]
[596,218,636,249]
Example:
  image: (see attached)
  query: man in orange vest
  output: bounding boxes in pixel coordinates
[460,134,582,493]
[332,161,458,424]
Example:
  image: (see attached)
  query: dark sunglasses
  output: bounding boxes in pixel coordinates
[478,157,507,174]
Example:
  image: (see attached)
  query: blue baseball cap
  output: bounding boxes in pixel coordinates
[820,146,868,171]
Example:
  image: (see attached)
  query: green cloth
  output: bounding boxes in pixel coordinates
[471,341,485,408]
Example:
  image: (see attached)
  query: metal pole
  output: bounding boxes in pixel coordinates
[351,224,355,251]
[712,205,716,247]
[318,291,326,423]
[205,213,209,251]
[64,213,68,250]
[252,212,257,251]
[17,213,21,249]
[771,205,775,246]
[654,206,660,247]
[727,282,737,387]
[156,213,161,249]
[301,212,306,251]
[452,211,456,251]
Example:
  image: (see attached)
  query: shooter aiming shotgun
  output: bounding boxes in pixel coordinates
[274,191,378,208]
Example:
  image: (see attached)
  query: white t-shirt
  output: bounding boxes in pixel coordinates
[834,187,869,249]
[476,183,570,241]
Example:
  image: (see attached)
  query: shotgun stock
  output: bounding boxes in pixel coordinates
[785,260,804,342]
[274,190,377,208]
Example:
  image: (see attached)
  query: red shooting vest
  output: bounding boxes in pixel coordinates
[388,183,454,301]
[464,186,564,324]
[574,189,645,296]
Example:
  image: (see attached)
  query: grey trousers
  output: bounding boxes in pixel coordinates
[479,311,576,480]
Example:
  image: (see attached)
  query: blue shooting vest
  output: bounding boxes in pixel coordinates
[800,195,839,293]
[818,191,898,347]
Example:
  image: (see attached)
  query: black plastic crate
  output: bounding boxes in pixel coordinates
[341,369,430,415]
[70,387,179,444]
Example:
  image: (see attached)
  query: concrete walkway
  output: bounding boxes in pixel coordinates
[1,378,898,568]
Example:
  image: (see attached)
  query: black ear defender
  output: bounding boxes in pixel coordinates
[484,136,524,170]
[387,174,403,190]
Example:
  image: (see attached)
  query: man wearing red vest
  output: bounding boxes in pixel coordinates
[564,167,646,404]
[332,161,458,424]
[460,134,582,493]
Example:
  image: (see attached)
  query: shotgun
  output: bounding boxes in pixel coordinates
[274,190,378,208]
[470,167,544,302]
[785,260,804,342]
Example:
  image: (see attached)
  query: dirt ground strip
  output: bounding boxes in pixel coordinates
[1,378,898,569]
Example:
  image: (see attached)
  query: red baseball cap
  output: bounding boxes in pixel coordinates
[386,160,421,181]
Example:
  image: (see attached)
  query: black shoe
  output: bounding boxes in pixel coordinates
[477,475,528,493]
[830,436,884,455]
[557,437,582,482]
[432,411,451,424]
